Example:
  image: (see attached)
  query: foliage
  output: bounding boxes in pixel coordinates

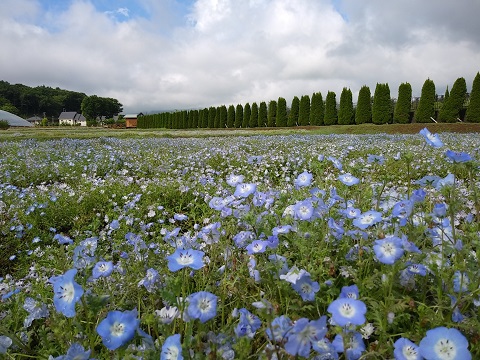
[298,95,310,126]
[80,95,123,121]
[288,96,299,127]
[276,97,287,127]
[235,104,243,128]
[338,87,354,125]
[394,83,412,124]
[267,100,277,127]
[250,102,259,128]
[208,106,216,128]
[0,119,10,129]
[438,77,467,123]
[356,85,372,124]
[324,91,337,125]
[310,92,324,126]
[226,105,235,128]
[415,78,436,123]
[243,103,251,128]
[372,83,391,124]
[465,72,480,123]
[258,101,267,128]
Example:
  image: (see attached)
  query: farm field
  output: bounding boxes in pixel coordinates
[0,128,479,359]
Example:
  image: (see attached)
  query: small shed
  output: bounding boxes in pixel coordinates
[124,113,143,128]
[26,115,43,125]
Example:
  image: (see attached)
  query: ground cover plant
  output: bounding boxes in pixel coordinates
[0,129,479,359]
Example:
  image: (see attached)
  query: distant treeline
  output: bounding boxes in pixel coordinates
[139,74,480,129]
[0,81,123,120]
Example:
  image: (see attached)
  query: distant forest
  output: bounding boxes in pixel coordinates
[0,81,122,120]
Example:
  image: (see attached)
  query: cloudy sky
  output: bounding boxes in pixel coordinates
[1,0,480,113]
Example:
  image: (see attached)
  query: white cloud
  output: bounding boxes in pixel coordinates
[1,0,479,113]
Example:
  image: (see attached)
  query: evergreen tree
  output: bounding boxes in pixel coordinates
[338,87,354,125]
[276,97,287,127]
[298,95,310,126]
[191,110,199,128]
[324,91,337,126]
[444,86,450,102]
[214,106,221,128]
[465,72,480,123]
[394,82,412,124]
[355,85,371,124]
[310,92,324,125]
[243,103,251,128]
[227,105,235,128]
[250,102,259,128]
[235,104,243,128]
[208,106,216,128]
[267,100,277,127]
[415,78,436,123]
[372,83,391,124]
[220,105,228,128]
[258,101,267,127]
[288,96,299,126]
[438,77,467,122]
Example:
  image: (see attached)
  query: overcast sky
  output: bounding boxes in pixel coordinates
[1,0,480,114]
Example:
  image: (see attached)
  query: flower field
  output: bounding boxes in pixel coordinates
[0,130,479,359]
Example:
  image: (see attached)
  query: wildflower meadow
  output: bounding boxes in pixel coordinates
[0,129,479,359]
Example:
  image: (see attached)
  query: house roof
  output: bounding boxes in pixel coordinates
[59,111,77,120]
[124,113,143,118]
[74,113,86,121]
[0,110,34,127]
[27,115,43,122]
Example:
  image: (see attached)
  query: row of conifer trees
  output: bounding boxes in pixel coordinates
[137,73,480,129]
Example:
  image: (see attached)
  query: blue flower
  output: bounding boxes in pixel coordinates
[294,199,315,220]
[453,271,470,293]
[294,171,313,188]
[161,334,184,360]
[419,327,471,360]
[406,263,427,276]
[327,156,343,170]
[92,261,114,279]
[49,269,84,318]
[52,343,91,360]
[187,291,217,323]
[0,336,12,354]
[339,285,360,300]
[246,240,269,254]
[338,173,360,186]
[96,308,140,350]
[373,236,404,265]
[167,249,205,272]
[234,183,257,198]
[266,315,293,342]
[445,150,472,163]
[226,173,244,187]
[285,317,328,357]
[419,128,444,148]
[327,298,367,327]
[393,337,422,360]
[234,308,262,338]
[138,268,160,292]
[332,332,365,360]
[291,273,320,301]
[23,297,49,327]
[54,234,73,245]
[353,210,382,229]
[367,154,385,165]
[312,337,339,359]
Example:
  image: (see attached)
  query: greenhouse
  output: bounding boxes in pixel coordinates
[0,109,34,127]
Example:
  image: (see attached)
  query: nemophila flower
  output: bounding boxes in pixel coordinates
[174,213,188,221]
[291,273,320,301]
[367,154,385,165]
[339,173,360,186]
[0,335,12,354]
[406,263,428,276]
[312,337,339,359]
[138,268,160,292]
[23,297,49,327]
[187,291,217,323]
[265,235,279,249]
[226,173,244,187]
[294,171,313,188]
[161,334,183,360]
[233,230,253,248]
[167,249,205,272]
[97,308,140,350]
[280,266,309,284]
[328,217,345,239]
[294,199,315,220]
[353,210,383,229]
[234,183,257,198]
[341,206,361,219]
[49,269,84,318]
[248,256,261,282]
[420,127,444,148]
[419,327,471,360]
[285,317,328,357]
[453,271,470,293]
[155,306,180,324]
[435,173,455,190]
[246,240,269,254]
[109,219,120,230]
[393,337,422,360]
[252,191,267,207]
[332,332,365,360]
[272,224,292,236]
[373,236,404,265]
[234,308,262,338]
[327,298,367,327]
[54,233,73,245]
[339,285,360,299]
[392,200,413,226]
[51,343,91,360]
[445,149,472,163]
[92,260,114,279]
[268,254,289,277]
[209,197,226,211]
[448,295,464,323]
[266,315,293,342]
[1,288,20,300]
[327,156,343,170]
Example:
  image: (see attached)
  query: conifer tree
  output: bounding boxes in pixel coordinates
[438,77,467,122]
[465,72,480,123]
[258,101,267,127]
[227,105,235,128]
[415,78,436,123]
[191,110,198,128]
[444,86,450,102]
[324,91,337,126]
[394,82,412,124]
[310,92,324,125]
[355,85,371,124]
[220,105,228,128]
[298,95,310,126]
[276,97,287,127]
[288,96,299,126]
[338,87,354,125]
[267,100,277,127]
[243,103,251,128]
[214,106,221,128]
[250,102,259,128]
[372,83,391,124]
[208,107,216,128]
[235,104,243,128]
